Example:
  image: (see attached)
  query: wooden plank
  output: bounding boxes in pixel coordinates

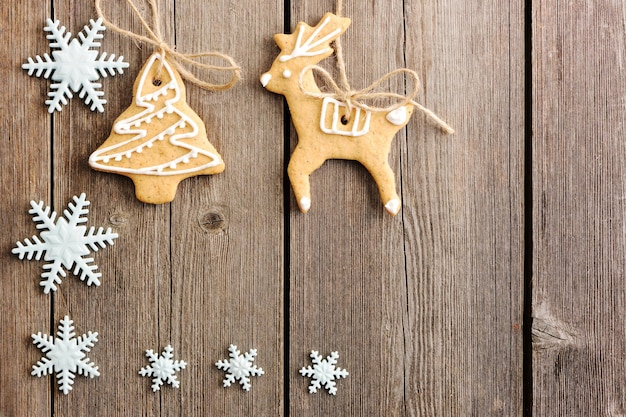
[289,0,524,415]
[532,1,626,415]
[402,0,525,415]
[0,1,52,416]
[286,1,410,414]
[50,0,170,415]
[169,0,284,415]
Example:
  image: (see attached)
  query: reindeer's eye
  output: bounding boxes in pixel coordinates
[282,69,292,79]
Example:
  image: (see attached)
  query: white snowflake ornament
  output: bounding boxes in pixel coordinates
[299,351,349,395]
[139,345,187,392]
[31,315,100,395]
[23,17,129,113]
[12,193,119,294]
[215,344,264,391]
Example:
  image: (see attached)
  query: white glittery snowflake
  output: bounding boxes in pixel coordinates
[299,351,349,395]
[12,193,119,294]
[139,345,187,392]
[23,17,129,113]
[215,344,264,391]
[31,315,100,395]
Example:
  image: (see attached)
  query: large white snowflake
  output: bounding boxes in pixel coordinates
[215,344,264,391]
[23,17,129,113]
[12,193,119,294]
[31,315,100,395]
[139,345,187,392]
[299,351,349,395]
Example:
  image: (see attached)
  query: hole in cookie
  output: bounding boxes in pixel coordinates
[152,78,163,86]
[341,115,350,125]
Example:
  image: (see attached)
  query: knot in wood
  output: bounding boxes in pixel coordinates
[198,208,228,234]
[531,305,578,351]
[108,212,128,226]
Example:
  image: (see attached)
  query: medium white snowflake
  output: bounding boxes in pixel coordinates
[215,344,264,391]
[139,345,187,391]
[31,315,100,395]
[12,193,119,294]
[23,17,129,113]
[299,350,349,395]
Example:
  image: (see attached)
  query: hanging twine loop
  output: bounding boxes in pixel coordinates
[95,0,241,91]
[298,0,454,134]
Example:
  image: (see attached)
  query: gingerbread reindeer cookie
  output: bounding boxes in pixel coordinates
[261,12,452,216]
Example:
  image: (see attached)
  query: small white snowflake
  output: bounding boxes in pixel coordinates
[139,345,187,392]
[23,17,129,113]
[12,193,119,294]
[299,351,349,395]
[215,344,264,391]
[31,315,100,395]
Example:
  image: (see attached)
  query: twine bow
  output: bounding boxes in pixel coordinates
[300,0,454,134]
[95,0,241,91]
[300,65,419,112]
[299,65,454,134]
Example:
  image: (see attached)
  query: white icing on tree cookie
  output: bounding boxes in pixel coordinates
[90,53,221,176]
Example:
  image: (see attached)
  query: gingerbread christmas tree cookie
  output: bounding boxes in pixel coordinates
[89,52,225,204]
[90,0,240,204]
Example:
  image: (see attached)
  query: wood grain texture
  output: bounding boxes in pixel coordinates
[402,0,525,415]
[52,0,172,415]
[287,1,409,415]
[2,0,527,415]
[169,0,284,415]
[288,0,524,416]
[0,2,52,416]
[532,1,626,416]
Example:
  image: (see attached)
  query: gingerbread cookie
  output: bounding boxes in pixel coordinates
[89,52,225,204]
[261,13,415,216]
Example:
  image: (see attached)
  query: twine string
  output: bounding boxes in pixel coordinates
[333,0,351,92]
[299,0,453,134]
[300,65,419,113]
[94,0,241,91]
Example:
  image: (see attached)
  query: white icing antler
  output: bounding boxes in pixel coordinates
[280,16,342,62]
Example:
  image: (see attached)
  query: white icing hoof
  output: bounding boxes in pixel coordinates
[386,106,408,126]
[260,73,272,87]
[299,197,311,212]
[384,199,401,216]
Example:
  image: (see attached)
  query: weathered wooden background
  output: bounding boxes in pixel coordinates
[0,0,623,416]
